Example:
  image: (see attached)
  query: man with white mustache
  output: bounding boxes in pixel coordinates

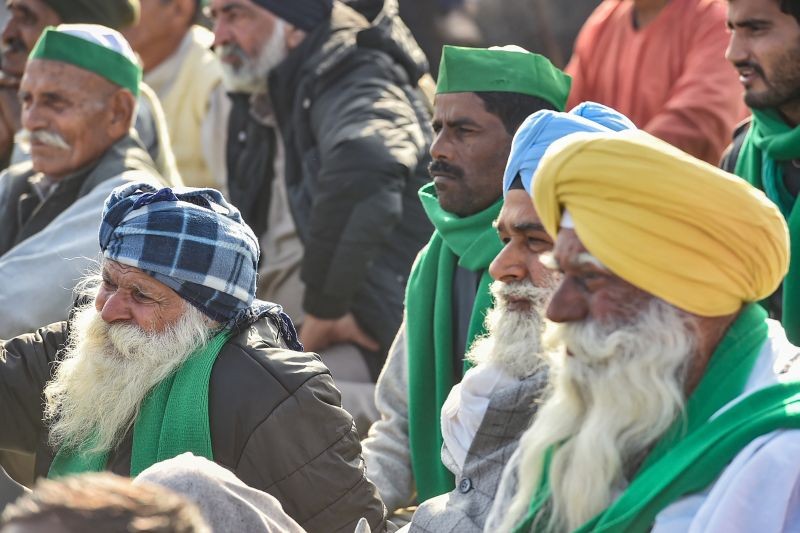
[376,104,637,533]
[0,181,387,532]
[207,0,434,432]
[0,25,169,340]
[488,131,800,533]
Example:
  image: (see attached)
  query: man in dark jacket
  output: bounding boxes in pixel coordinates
[210,0,433,428]
[0,183,386,533]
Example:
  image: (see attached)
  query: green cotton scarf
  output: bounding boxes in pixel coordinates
[48,329,232,479]
[515,304,800,533]
[734,108,800,345]
[406,183,503,503]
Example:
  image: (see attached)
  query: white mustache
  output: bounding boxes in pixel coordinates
[17,128,70,151]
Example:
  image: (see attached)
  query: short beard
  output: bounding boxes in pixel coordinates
[499,298,696,532]
[743,40,800,111]
[466,279,556,379]
[44,301,215,455]
[217,20,287,94]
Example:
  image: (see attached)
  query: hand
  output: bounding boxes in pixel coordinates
[299,312,380,354]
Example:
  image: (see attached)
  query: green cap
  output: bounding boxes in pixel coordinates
[30,26,142,97]
[435,45,572,111]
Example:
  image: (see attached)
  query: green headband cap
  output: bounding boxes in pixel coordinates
[29,28,141,97]
[435,45,572,111]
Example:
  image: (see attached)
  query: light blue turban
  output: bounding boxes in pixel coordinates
[502,102,636,196]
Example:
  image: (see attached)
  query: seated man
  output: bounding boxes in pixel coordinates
[487,131,800,532]
[0,0,179,182]
[0,183,386,532]
[402,104,636,533]
[123,0,229,189]
[0,25,168,340]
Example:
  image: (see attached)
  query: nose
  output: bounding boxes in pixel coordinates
[1,17,18,47]
[489,243,527,283]
[21,99,46,132]
[725,30,746,65]
[96,291,133,324]
[546,278,589,323]
[212,19,232,49]
[429,128,452,162]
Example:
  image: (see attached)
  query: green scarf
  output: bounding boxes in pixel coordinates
[734,108,800,345]
[406,183,503,503]
[48,329,232,479]
[515,304,800,532]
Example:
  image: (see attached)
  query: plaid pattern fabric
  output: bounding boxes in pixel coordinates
[408,370,548,533]
[99,183,260,325]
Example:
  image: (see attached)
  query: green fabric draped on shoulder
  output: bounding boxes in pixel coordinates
[734,109,800,345]
[406,182,502,503]
[48,329,232,479]
[515,304,800,532]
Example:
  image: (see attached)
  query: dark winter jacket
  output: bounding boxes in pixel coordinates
[226,0,433,374]
[0,307,387,533]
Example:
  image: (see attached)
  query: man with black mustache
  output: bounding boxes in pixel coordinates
[722,0,800,347]
[361,45,571,522]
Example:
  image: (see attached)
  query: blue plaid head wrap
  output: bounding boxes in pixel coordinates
[502,102,636,196]
[99,183,260,327]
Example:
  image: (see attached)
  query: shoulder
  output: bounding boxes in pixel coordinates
[216,320,330,399]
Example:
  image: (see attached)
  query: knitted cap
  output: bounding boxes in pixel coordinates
[250,0,333,31]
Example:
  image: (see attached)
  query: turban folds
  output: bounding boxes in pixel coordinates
[533,130,789,317]
[502,103,635,196]
[99,183,260,325]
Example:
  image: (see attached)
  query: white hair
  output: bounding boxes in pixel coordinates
[467,278,556,379]
[498,298,696,531]
[44,284,216,454]
[217,19,287,94]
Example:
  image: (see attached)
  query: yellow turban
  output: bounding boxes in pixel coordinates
[532,130,789,317]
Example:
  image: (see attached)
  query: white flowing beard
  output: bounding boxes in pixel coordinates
[500,298,697,532]
[44,303,214,454]
[466,279,556,378]
[217,19,287,93]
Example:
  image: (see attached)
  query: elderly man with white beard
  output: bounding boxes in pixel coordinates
[0,182,387,532]
[368,103,636,533]
[487,131,800,533]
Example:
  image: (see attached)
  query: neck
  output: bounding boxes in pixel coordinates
[633,0,669,28]
[777,100,800,128]
[684,311,739,396]
[138,30,188,73]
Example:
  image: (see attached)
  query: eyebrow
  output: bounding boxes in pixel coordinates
[493,219,547,233]
[727,17,772,30]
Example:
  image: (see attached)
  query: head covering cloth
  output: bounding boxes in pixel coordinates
[29,24,141,96]
[250,0,332,31]
[502,102,636,196]
[41,0,139,29]
[532,130,789,316]
[99,183,260,326]
[435,45,572,111]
